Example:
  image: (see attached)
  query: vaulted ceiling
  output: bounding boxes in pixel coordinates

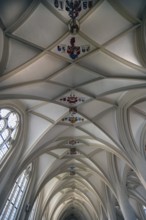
[1,0,146,220]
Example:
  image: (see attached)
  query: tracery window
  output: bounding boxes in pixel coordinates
[0,165,31,220]
[143,205,146,215]
[0,108,19,161]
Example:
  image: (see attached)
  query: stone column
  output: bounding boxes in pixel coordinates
[105,186,116,220]
[116,185,137,220]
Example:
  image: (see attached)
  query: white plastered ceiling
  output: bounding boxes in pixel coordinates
[1,0,146,219]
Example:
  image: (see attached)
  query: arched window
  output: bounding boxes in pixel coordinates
[143,205,146,215]
[0,108,19,161]
[0,165,32,220]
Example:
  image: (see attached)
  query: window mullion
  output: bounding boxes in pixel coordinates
[0,167,31,220]
[0,181,18,219]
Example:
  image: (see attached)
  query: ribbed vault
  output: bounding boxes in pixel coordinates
[1,0,146,220]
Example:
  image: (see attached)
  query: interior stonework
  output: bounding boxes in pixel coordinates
[0,0,146,220]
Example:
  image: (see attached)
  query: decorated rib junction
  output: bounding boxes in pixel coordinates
[0,0,146,220]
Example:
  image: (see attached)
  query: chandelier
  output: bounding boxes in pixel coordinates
[70,147,77,155]
[60,93,85,105]
[55,1,92,59]
[66,139,80,156]
[68,139,79,145]
[69,166,76,176]
[54,1,93,17]
[66,147,78,156]
[57,37,90,60]
[62,107,84,124]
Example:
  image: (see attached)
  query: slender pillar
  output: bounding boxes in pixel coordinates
[131,152,146,189]
[105,187,116,220]
[116,185,137,220]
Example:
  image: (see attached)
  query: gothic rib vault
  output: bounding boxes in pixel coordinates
[0,0,146,220]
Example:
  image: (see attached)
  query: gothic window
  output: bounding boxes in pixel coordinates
[0,165,32,220]
[143,205,146,215]
[0,108,19,161]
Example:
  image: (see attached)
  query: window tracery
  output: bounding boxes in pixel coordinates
[143,205,146,215]
[0,165,32,220]
[0,108,19,161]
